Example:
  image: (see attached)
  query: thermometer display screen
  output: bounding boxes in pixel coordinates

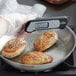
[35,22,49,30]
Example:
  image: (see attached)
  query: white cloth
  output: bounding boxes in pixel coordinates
[0,0,47,36]
[0,0,46,17]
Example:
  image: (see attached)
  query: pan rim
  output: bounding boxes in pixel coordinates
[0,26,76,67]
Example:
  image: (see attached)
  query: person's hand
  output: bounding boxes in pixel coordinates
[14,23,37,37]
[2,13,37,37]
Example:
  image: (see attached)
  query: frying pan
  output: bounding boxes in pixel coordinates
[0,16,76,72]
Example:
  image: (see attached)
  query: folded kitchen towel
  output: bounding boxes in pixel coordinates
[0,0,47,36]
[0,0,46,17]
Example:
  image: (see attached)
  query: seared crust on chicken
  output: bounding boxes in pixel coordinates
[34,31,58,51]
[21,51,53,65]
[2,37,27,58]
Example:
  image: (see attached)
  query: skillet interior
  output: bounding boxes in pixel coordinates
[0,26,76,72]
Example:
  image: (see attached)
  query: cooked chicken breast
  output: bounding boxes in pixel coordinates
[21,51,53,65]
[34,31,58,51]
[2,37,27,58]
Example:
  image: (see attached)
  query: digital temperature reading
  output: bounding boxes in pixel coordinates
[35,22,49,30]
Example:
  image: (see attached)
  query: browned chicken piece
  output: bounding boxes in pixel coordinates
[2,37,27,58]
[45,0,69,4]
[34,31,58,52]
[21,51,53,65]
